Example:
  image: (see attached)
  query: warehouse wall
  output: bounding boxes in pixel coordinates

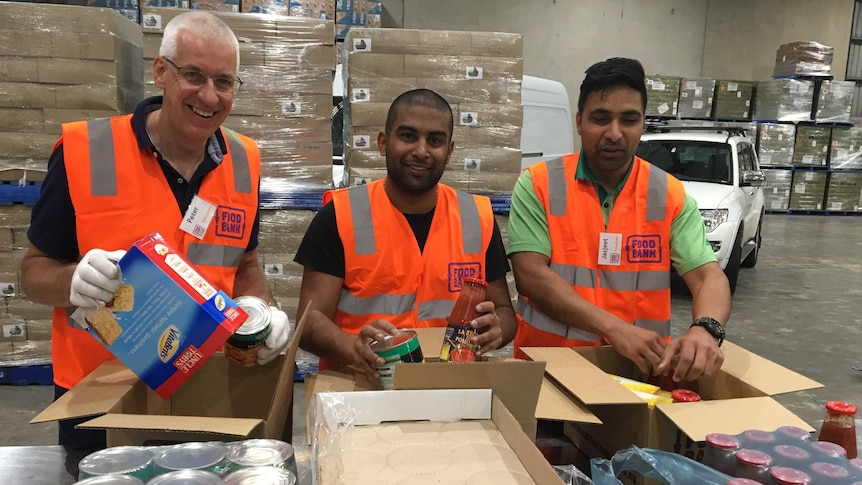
[702,0,854,81]
[393,0,710,150]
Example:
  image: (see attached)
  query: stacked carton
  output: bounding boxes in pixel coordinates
[258,209,316,325]
[814,80,854,122]
[0,2,144,172]
[825,172,862,211]
[773,41,833,78]
[336,0,381,40]
[343,28,524,195]
[829,126,862,170]
[763,169,793,212]
[753,79,814,121]
[677,77,715,118]
[645,75,680,117]
[756,123,796,167]
[712,80,755,119]
[792,125,830,167]
[0,206,54,366]
[789,170,827,210]
[142,7,336,195]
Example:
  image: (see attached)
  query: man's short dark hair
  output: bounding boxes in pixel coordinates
[385,89,454,136]
[577,57,647,113]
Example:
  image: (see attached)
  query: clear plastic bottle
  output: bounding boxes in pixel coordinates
[776,426,812,443]
[772,444,811,468]
[770,466,812,485]
[704,433,741,476]
[817,401,858,459]
[743,429,778,451]
[735,448,774,483]
[808,462,851,485]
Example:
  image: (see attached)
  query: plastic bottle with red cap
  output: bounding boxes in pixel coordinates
[735,448,774,482]
[817,401,858,459]
[704,433,741,476]
[769,466,812,485]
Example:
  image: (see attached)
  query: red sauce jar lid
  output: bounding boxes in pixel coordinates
[810,440,848,457]
[671,389,701,402]
[706,433,740,450]
[776,426,811,441]
[773,445,810,461]
[809,462,850,478]
[743,429,777,444]
[735,448,773,467]
[770,467,811,485]
[462,277,488,288]
[727,479,762,485]
[849,457,862,471]
[826,401,858,415]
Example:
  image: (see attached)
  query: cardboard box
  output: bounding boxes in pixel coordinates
[763,168,793,212]
[521,343,822,485]
[311,389,564,485]
[305,327,546,441]
[31,304,309,446]
[71,232,249,398]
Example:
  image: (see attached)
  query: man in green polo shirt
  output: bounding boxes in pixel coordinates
[508,57,731,384]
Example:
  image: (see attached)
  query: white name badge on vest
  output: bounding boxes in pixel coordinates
[598,232,622,266]
[180,195,217,239]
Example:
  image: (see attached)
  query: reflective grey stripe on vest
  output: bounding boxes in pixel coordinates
[348,185,376,255]
[87,118,118,196]
[646,163,668,221]
[456,191,483,254]
[337,289,415,316]
[186,242,245,268]
[418,299,454,322]
[635,318,670,337]
[221,128,251,194]
[545,157,567,216]
[599,270,669,291]
[550,262,596,288]
[516,296,601,342]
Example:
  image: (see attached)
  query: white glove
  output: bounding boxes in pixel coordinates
[257,306,290,365]
[70,249,127,308]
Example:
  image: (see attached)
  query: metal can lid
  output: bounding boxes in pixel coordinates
[233,296,272,336]
[226,439,294,466]
[73,476,145,485]
[154,442,226,471]
[370,330,417,351]
[826,400,858,415]
[78,447,154,476]
[144,470,222,485]
[224,466,296,485]
[670,389,701,402]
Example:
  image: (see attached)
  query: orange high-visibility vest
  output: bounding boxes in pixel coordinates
[320,179,494,370]
[514,153,685,357]
[52,115,260,389]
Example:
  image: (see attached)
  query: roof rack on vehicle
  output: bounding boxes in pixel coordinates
[643,122,750,140]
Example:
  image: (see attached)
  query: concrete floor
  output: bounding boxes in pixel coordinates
[1,214,861,449]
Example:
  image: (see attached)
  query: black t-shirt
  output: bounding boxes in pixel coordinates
[294,201,510,282]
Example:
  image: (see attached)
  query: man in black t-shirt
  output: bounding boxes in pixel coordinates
[294,89,516,377]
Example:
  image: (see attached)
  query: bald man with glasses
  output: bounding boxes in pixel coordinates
[21,11,289,449]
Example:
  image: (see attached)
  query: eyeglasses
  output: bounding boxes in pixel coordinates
[162,57,243,94]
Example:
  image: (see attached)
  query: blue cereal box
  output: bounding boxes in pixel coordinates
[77,231,247,398]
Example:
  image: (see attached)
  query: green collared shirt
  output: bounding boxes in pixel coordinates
[507,152,716,275]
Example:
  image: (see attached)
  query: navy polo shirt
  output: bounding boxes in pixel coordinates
[27,96,261,261]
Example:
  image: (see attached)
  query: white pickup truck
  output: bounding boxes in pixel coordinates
[637,126,766,294]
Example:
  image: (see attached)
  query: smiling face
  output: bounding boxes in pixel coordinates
[576,85,645,184]
[153,29,237,146]
[378,104,454,196]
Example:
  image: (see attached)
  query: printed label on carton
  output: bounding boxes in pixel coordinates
[83,232,247,399]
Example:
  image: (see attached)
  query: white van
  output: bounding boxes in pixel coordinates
[332,66,574,184]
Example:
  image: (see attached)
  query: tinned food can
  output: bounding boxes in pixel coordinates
[226,439,298,477]
[370,330,424,390]
[225,295,272,367]
[224,466,296,485]
[77,446,153,481]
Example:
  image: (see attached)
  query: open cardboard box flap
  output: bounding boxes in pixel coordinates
[77,413,265,437]
[719,341,822,395]
[655,396,814,442]
[537,377,601,424]
[32,303,310,442]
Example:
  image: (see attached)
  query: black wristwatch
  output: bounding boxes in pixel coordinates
[690,317,725,347]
